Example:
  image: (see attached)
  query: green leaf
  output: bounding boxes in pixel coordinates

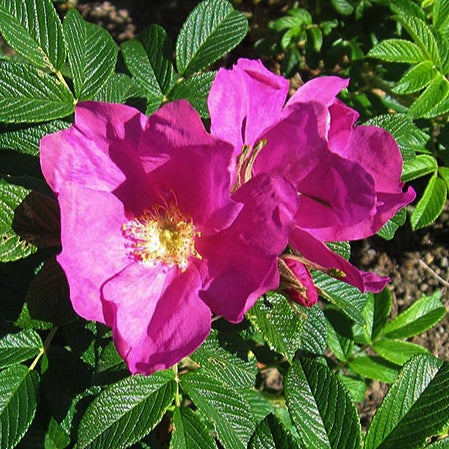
[439,166,449,190]
[312,271,369,325]
[365,113,429,161]
[402,154,438,182]
[325,307,354,362]
[240,389,274,426]
[409,75,449,118]
[388,0,427,19]
[190,329,257,390]
[381,291,446,339]
[0,364,40,449]
[337,375,367,402]
[0,61,75,123]
[92,73,136,103]
[371,289,393,341]
[377,208,407,241]
[246,292,303,362]
[0,120,69,156]
[63,8,117,100]
[176,0,247,76]
[433,0,449,32]
[0,328,42,368]
[367,39,426,63]
[426,438,449,449]
[138,25,176,95]
[170,407,216,449]
[0,180,37,262]
[121,39,165,100]
[0,0,66,71]
[373,339,430,365]
[45,417,70,449]
[349,356,399,383]
[285,358,361,449]
[397,15,441,67]
[331,0,355,15]
[169,72,216,118]
[181,370,255,449]
[411,174,447,229]
[394,60,439,94]
[249,414,301,449]
[77,370,176,449]
[300,304,327,355]
[365,355,449,449]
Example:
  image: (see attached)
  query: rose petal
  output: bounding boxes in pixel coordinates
[141,100,241,233]
[40,102,147,194]
[289,226,390,292]
[56,184,130,322]
[197,174,298,322]
[102,263,210,374]
[208,58,289,155]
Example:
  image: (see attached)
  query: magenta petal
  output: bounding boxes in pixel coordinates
[56,184,130,322]
[208,58,289,154]
[197,174,298,322]
[102,263,210,375]
[40,102,147,194]
[289,227,389,292]
[140,100,241,233]
[287,76,349,108]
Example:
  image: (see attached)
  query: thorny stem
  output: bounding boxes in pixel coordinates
[29,326,58,371]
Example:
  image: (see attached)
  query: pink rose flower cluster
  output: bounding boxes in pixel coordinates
[40,59,415,375]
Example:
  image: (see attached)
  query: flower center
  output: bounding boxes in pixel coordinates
[122,203,201,270]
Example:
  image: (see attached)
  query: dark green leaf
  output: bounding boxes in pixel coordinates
[0,0,66,71]
[337,375,367,402]
[0,120,69,156]
[371,289,393,341]
[285,358,361,449]
[300,304,327,355]
[0,180,37,262]
[93,73,136,103]
[373,339,430,365]
[170,407,216,449]
[77,370,176,449]
[402,154,438,182]
[0,328,42,368]
[44,417,70,449]
[249,414,301,449]
[367,39,426,64]
[411,175,447,229]
[440,166,449,190]
[190,329,257,390]
[0,61,75,123]
[169,72,216,117]
[377,209,407,241]
[381,291,446,338]
[349,356,399,383]
[365,355,449,449]
[64,8,117,100]
[0,364,40,449]
[181,370,255,449]
[312,271,369,324]
[139,25,176,94]
[176,0,247,76]
[246,293,304,361]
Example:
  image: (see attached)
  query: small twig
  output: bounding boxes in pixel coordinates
[418,258,449,288]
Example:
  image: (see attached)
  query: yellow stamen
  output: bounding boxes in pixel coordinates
[122,203,201,270]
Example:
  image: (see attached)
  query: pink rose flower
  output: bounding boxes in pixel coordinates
[208,58,416,303]
[40,100,297,374]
